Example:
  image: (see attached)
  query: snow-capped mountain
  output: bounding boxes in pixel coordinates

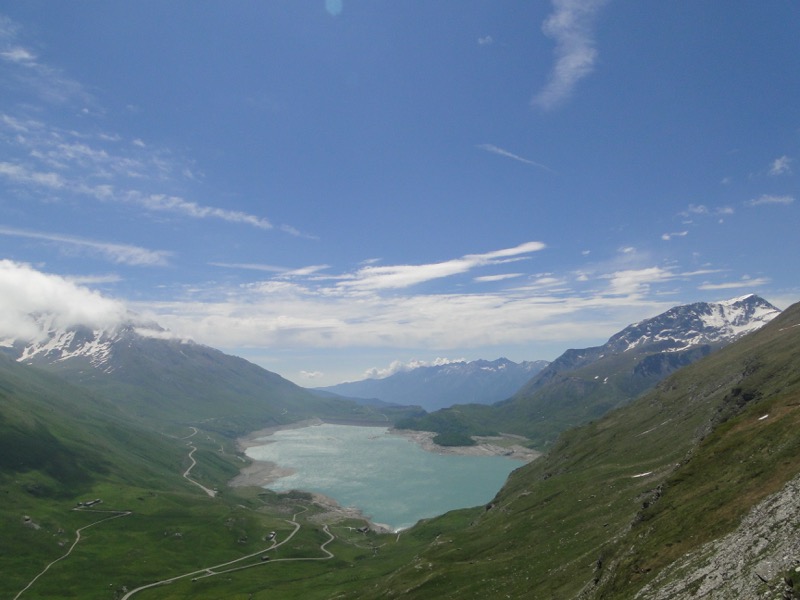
[532,294,781,382]
[5,316,159,373]
[316,358,550,411]
[1,314,391,432]
[607,294,780,354]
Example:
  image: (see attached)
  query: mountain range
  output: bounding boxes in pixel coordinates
[315,358,549,411]
[397,294,781,446]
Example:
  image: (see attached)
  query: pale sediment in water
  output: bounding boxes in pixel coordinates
[229,421,539,532]
[230,420,392,530]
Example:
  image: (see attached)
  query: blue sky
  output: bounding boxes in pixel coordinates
[0,1,797,386]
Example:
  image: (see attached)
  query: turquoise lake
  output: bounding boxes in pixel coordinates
[245,423,522,531]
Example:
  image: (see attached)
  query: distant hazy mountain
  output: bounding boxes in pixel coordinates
[315,358,550,411]
[398,294,781,446]
[2,317,395,435]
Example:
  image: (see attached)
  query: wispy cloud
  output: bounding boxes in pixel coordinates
[532,0,609,110]
[476,144,555,173]
[210,262,329,277]
[477,35,493,46]
[698,277,770,291]
[769,155,792,176]
[661,231,688,241]
[0,225,171,266]
[0,46,36,64]
[0,15,303,235]
[602,266,675,297]
[136,193,273,229]
[0,16,91,105]
[679,203,734,222]
[0,117,282,231]
[747,194,794,207]
[474,273,524,283]
[0,161,66,189]
[337,241,546,291]
[210,262,289,273]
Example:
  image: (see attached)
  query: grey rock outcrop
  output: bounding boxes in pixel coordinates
[635,473,800,599]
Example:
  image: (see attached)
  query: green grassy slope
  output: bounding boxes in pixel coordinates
[39,336,404,435]
[0,352,387,599]
[330,300,800,599]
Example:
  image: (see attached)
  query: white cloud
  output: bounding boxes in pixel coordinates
[478,35,493,46]
[136,259,692,359]
[661,231,688,241]
[747,194,794,207]
[602,266,674,297]
[0,71,299,234]
[477,144,555,172]
[0,119,278,231]
[474,273,524,283]
[0,226,171,266]
[363,357,466,380]
[0,161,66,189]
[0,19,91,106]
[137,193,273,229]
[210,262,289,273]
[337,241,545,291]
[769,155,792,176]
[698,277,770,291]
[679,204,735,222]
[300,370,324,380]
[67,273,123,285]
[0,260,128,342]
[532,0,609,110]
[0,46,36,64]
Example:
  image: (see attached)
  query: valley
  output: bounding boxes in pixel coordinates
[2,295,800,598]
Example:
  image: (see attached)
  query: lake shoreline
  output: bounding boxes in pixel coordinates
[229,420,539,533]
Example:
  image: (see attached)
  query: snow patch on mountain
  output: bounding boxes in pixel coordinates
[617,295,780,353]
[8,312,181,373]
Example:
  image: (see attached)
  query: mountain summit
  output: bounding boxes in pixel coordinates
[607,293,780,353]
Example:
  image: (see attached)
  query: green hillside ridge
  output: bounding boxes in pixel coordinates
[31,333,408,436]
